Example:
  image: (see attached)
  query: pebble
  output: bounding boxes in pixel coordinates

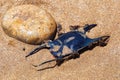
[2,5,57,44]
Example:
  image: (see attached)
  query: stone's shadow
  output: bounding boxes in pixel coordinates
[36,24,110,71]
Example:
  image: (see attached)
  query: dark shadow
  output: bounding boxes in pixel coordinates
[36,24,110,71]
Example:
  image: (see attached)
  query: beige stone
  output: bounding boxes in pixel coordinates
[2,5,57,44]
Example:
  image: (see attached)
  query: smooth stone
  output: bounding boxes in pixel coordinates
[2,5,57,44]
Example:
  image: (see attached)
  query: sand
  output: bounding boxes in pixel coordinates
[0,0,119,80]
